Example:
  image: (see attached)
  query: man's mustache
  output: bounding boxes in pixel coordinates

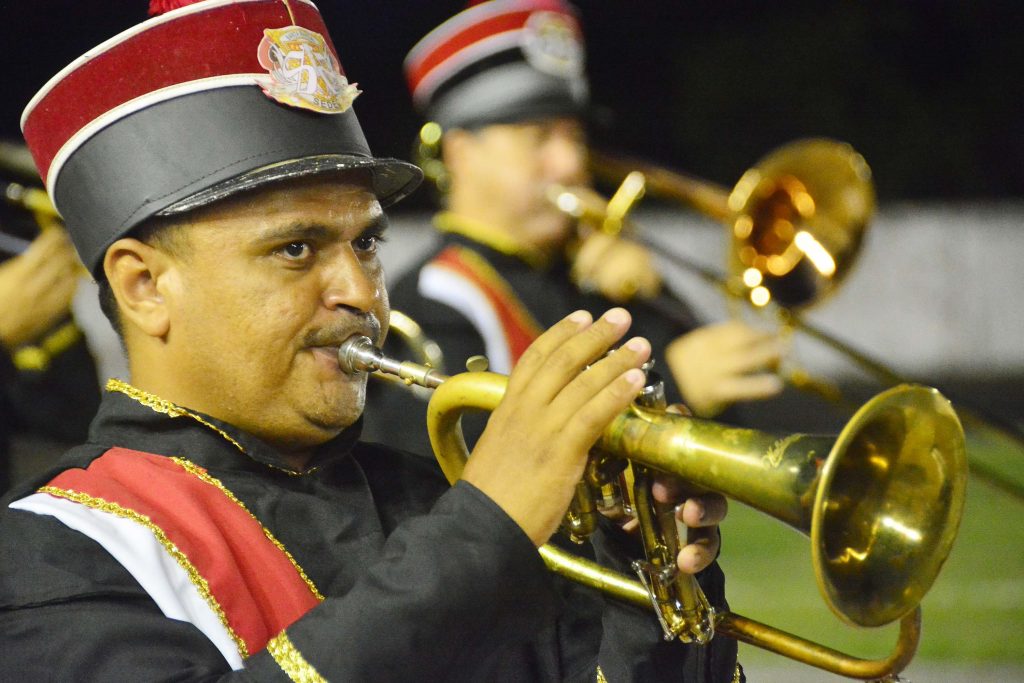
[303,314,381,348]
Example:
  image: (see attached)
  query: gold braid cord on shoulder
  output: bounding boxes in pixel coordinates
[106,378,247,454]
[105,378,318,476]
[267,631,327,683]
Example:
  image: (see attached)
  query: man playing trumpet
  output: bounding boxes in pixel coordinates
[0,1,737,680]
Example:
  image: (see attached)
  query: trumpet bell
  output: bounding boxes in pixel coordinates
[815,384,967,628]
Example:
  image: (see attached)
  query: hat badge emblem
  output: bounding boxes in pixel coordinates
[521,11,584,80]
[257,25,360,114]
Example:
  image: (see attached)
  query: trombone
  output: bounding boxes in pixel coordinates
[338,335,968,680]
[555,139,1024,501]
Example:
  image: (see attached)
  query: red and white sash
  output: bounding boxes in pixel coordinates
[10,447,322,669]
[418,245,543,374]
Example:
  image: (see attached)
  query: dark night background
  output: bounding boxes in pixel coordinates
[4,1,1023,210]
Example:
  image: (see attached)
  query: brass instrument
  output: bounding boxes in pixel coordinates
[586,139,874,311]
[338,336,968,680]
[0,141,61,246]
[0,156,83,371]
[1,181,61,256]
[561,141,1024,502]
[551,139,876,406]
[379,309,445,400]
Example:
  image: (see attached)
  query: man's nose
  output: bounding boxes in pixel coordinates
[321,247,378,313]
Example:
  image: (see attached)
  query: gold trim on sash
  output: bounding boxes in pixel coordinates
[171,457,324,602]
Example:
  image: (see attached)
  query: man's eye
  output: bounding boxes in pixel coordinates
[354,233,385,253]
[280,242,311,259]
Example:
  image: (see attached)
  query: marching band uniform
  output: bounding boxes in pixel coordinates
[1,383,731,680]
[0,1,739,681]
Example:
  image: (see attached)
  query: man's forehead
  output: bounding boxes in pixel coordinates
[194,176,382,223]
[475,116,583,140]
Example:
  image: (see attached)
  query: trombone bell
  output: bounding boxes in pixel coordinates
[727,139,875,309]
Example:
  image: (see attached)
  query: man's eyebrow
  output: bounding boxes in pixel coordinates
[358,214,390,237]
[252,214,389,246]
[254,223,336,244]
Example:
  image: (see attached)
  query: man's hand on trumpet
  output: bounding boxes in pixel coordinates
[613,403,728,576]
[461,307,727,576]
[463,307,649,547]
[653,472,728,575]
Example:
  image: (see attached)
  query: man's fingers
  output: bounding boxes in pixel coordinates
[677,526,721,575]
[679,495,725,574]
[506,310,593,395]
[557,366,646,457]
[552,335,650,412]
[521,308,635,405]
[676,493,728,528]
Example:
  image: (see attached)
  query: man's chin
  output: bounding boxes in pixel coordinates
[262,411,360,454]
[309,390,365,431]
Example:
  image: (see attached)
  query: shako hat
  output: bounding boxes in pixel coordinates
[404,0,588,130]
[22,0,422,275]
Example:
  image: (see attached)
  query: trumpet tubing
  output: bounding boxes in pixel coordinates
[340,336,969,679]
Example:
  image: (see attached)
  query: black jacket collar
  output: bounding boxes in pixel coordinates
[87,381,363,476]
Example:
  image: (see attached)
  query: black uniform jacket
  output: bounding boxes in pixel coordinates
[1,335,98,493]
[0,386,738,682]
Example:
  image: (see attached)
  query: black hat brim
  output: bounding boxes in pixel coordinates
[157,154,423,216]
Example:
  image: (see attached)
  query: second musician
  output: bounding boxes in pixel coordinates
[365,0,785,456]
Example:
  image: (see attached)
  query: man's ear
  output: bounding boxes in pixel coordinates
[102,238,176,339]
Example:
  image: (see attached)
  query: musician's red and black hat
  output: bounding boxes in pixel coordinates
[404,0,588,130]
[21,0,421,275]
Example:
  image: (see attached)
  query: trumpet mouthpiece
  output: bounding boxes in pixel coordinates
[337,335,381,375]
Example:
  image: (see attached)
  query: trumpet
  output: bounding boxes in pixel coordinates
[339,336,968,680]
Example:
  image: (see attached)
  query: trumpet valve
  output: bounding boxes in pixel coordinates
[632,559,716,644]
